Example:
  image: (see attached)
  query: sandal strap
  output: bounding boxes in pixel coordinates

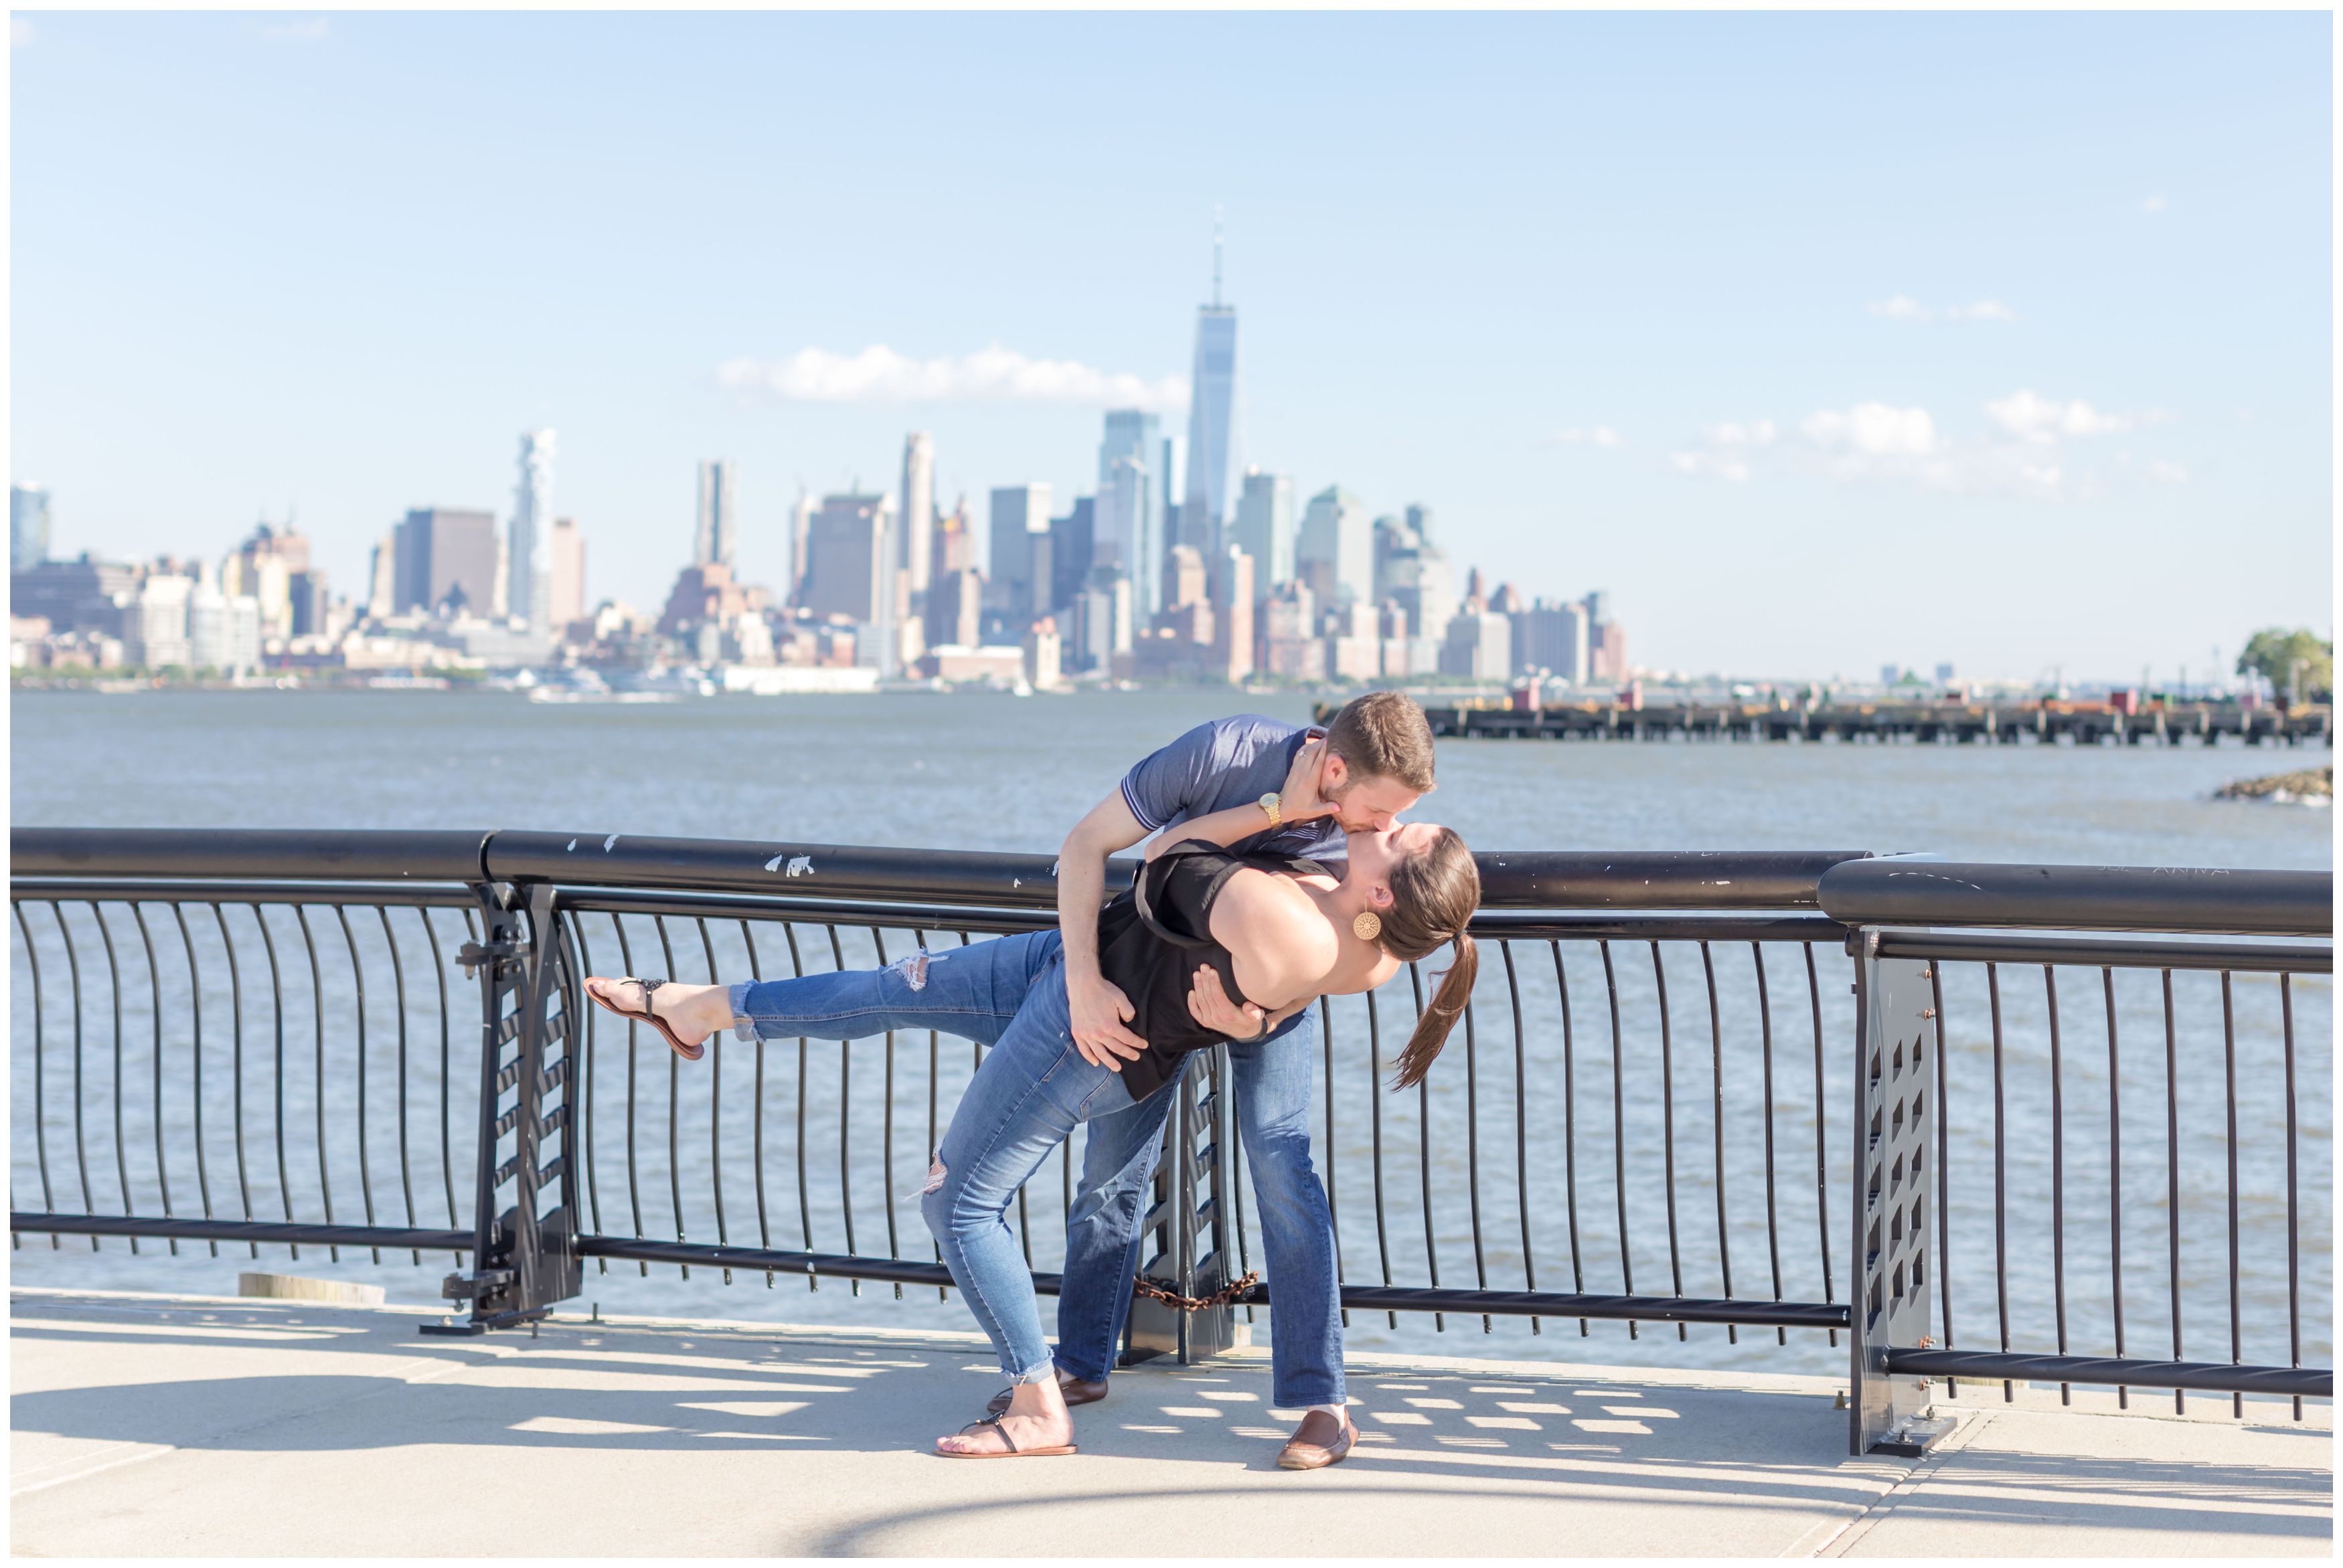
[957,1411,1016,1454]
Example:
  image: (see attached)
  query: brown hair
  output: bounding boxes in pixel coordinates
[1376,826,1481,1089]
[1323,691,1436,794]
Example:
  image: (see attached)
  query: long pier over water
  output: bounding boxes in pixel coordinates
[1350,698,2336,746]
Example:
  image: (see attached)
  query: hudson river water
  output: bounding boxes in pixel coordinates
[9,689,2332,1384]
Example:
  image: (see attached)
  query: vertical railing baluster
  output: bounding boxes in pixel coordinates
[1408,962,1442,1330]
[2103,967,2123,1407]
[293,906,337,1261]
[613,915,648,1278]
[785,922,813,1292]
[1364,990,1394,1329]
[870,928,900,1295]
[1551,940,1585,1335]
[1602,940,1634,1337]
[53,903,97,1249]
[742,920,770,1284]
[653,916,688,1279]
[1321,988,1346,1328]
[2162,967,2184,1413]
[2221,968,2241,1419]
[16,903,58,1243]
[1702,942,1732,1342]
[1651,941,1684,1339]
[696,918,728,1284]
[1931,958,1951,1353]
[2045,964,2067,1403]
[1463,988,1489,1333]
[572,917,607,1273]
[377,906,418,1264]
[130,905,177,1254]
[825,924,862,1293]
[1988,962,2008,1398]
[254,904,295,1259]
[171,905,217,1257]
[214,905,256,1259]
[1805,943,1834,1346]
[94,902,137,1251]
[1754,942,1783,1344]
[1502,941,1538,1334]
[2281,972,2300,1422]
[333,906,380,1263]
[422,907,459,1263]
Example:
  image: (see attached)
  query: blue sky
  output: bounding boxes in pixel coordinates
[9,9,2332,682]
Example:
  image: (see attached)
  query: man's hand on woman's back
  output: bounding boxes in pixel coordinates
[1068,969,1148,1070]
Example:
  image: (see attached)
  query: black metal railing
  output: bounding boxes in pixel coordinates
[9,829,2330,1452]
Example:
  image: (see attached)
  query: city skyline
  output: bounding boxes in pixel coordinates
[8,10,2331,683]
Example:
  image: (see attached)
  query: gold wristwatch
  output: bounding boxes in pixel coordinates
[1257,792,1283,830]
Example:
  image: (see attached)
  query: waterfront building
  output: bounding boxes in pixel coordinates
[125,571,194,669]
[11,484,51,572]
[924,565,983,653]
[12,555,139,635]
[928,497,975,580]
[394,507,498,618]
[548,517,585,631]
[1513,597,1590,682]
[366,531,395,619]
[507,429,556,628]
[789,489,814,606]
[1023,616,1062,689]
[1589,614,1629,683]
[1097,455,1155,619]
[802,493,889,624]
[899,433,935,599]
[1072,567,1133,673]
[696,460,739,568]
[985,483,1053,626]
[1214,547,1255,683]
[1259,579,1323,681]
[1296,485,1372,611]
[1159,434,1185,554]
[1441,608,1513,680]
[286,570,330,638]
[1231,469,1294,590]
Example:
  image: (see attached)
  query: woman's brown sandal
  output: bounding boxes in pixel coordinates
[585,978,705,1062]
[933,1410,1076,1460]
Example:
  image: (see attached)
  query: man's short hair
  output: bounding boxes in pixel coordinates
[1323,691,1436,793]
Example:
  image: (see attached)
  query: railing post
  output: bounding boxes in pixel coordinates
[1848,927,1947,1452]
[423,882,581,1336]
[1122,1047,1233,1365]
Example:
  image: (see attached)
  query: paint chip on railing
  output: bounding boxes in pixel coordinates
[565,838,578,852]
[785,856,813,877]
[602,835,620,852]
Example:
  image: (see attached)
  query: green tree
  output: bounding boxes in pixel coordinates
[2236,628,2334,703]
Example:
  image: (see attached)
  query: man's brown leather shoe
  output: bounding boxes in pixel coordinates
[1277,1407,1356,1470]
[985,1375,1109,1417]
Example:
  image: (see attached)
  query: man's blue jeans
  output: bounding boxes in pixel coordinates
[728,930,1346,1409]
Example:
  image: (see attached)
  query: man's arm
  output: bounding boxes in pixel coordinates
[1058,791,1153,1069]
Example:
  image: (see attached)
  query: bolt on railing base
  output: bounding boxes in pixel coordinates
[1869,1413,1959,1458]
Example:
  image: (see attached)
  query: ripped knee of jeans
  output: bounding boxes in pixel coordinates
[892,948,933,992]
[918,1148,948,1197]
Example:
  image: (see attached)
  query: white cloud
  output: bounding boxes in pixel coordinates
[258,17,331,41]
[2142,193,2168,215]
[1984,389,2133,443]
[1668,418,1773,481]
[2148,460,2190,485]
[1670,450,1753,483]
[1867,295,2016,323]
[10,17,34,48]
[716,345,1186,410]
[1702,418,1775,447]
[1549,426,1625,448]
[1802,402,1938,457]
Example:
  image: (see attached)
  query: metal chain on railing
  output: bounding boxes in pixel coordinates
[1133,1269,1261,1314]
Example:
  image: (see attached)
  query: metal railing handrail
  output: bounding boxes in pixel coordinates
[1818,859,2333,937]
[11,828,1882,911]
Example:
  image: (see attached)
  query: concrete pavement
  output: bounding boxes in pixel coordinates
[9,1288,2330,1556]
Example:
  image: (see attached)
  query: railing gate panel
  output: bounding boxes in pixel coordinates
[1124,1045,1234,1364]
[1849,928,1941,1452]
[426,883,582,1335]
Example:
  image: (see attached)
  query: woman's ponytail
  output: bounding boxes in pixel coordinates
[1392,934,1476,1090]
[1378,827,1482,1090]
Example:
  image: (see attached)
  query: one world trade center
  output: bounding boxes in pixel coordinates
[1181,221,1238,556]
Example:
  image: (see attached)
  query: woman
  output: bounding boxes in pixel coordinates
[584,796,1479,1460]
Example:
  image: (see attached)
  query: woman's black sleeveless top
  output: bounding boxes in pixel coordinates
[1095,840,1325,1104]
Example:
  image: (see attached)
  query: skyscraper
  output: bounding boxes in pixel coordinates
[987,483,1054,626]
[789,489,814,606]
[1231,469,1294,590]
[1296,486,1372,612]
[1181,220,1238,554]
[696,460,738,568]
[801,493,888,623]
[1096,410,1159,568]
[509,429,556,628]
[548,517,586,628]
[394,508,499,617]
[11,484,52,572]
[900,432,935,598]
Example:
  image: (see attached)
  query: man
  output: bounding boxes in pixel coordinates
[1040,689,1435,1469]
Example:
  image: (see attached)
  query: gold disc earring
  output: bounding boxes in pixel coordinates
[1352,910,1382,942]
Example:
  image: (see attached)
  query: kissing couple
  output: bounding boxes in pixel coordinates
[586,691,1479,1468]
